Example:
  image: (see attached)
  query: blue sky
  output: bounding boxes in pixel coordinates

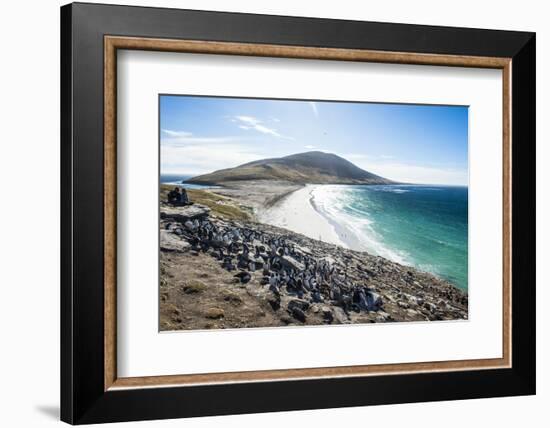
[160,95,468,185]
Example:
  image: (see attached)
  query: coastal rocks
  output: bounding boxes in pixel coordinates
[161,204,211,223]
[160,230,191,253]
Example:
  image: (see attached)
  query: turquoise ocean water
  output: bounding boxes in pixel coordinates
[160,174,217,189]
[310,185,468,291]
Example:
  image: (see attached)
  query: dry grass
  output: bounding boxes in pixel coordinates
[160,184,251,221]
[159,250,329,331]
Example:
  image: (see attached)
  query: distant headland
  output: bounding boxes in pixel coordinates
[185,151,396,186]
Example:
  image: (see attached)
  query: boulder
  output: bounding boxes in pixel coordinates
[204,307,225,319]
[160,204,211,223]
[160,230,191,252]
[366,291,383,311]
[287,299,310,312]
[322,308,334,324]
[289,306,306,322]
[223,291,243,305]
[182,281,206,294]
[280,256,305,272]
[332,307,350,324]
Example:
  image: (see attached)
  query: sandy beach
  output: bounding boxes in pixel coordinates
[257,185,346,248]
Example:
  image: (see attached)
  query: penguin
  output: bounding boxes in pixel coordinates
[237,253,248,269]
[262,261,270,276]
[234,271,251,284]
[222,256,235,271]
[312,290,323,303]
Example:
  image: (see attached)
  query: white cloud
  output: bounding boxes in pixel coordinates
[161,142,264,175]
[235,115,260,125]
[309,102,319,118]
[162,135,240,147]
[304,145,317,149]
[232,115,293,140]
[344,153,467,185]
[161,129,193,138]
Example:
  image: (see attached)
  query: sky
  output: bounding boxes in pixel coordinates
[160,95,469,185]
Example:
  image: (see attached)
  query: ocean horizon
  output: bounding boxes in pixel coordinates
[160,174,217,189]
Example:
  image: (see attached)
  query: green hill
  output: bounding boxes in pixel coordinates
[186,151,394,185]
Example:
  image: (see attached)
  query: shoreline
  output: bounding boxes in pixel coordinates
[256,184,409,264]
[166,180,466,292]
[159,188,468,330]
[257,185,347,248]
[247,182,464,291]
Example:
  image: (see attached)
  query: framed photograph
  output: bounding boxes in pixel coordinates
[61,2,536,424]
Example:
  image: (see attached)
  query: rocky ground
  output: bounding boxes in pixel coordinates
[159,189,468,331]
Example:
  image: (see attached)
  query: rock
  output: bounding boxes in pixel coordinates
[160,230,191,252]
[332,307,350,324]
[280,315,292,324]
[280,256,305,271]
[423,301,437,313]
[406,308,420,317]
[204,323,220,329]
[288,299,310,312]
[160,204,211,223]
[182,281,206,294]
[376,311,391,321]
[223,291,243,304]
[204,307,225,319]
[366,291,383,311]
[322,308,334,324]
[267,293,281,311]
[164,221,183,232]
[289,306,306,322]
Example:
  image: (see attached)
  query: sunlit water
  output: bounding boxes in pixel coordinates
[311,184,468,291]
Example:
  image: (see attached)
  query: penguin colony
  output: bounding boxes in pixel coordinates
[164,215,383,323]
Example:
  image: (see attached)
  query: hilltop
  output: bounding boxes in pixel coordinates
[185,151,394,185]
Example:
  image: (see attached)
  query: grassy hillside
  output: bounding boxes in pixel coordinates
[160,185,251,221]
[186,151,394,185]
